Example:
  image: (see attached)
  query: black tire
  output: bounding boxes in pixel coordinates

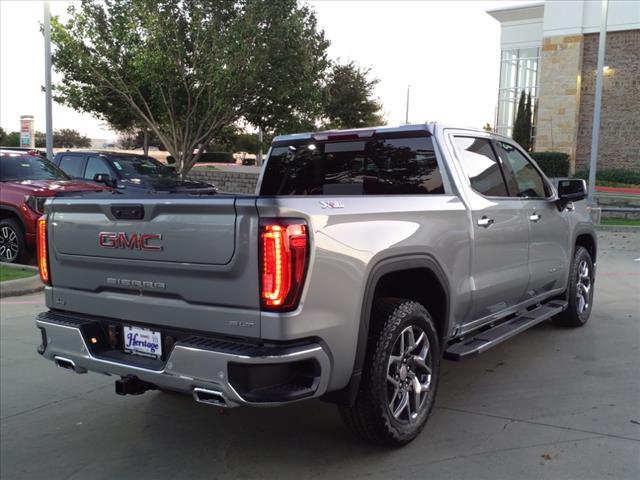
[339,297,440,447]
[0,218,27,264]
[553,246,594,328]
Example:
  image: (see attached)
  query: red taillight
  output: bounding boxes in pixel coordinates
[37,216,50,285]
[260,220,308,311]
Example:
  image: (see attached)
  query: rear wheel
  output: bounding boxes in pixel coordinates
[553,246,594,328]
[0,218,27,264]
[339,297,440,446]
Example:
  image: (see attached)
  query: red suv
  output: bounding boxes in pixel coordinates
[0,150,109,263]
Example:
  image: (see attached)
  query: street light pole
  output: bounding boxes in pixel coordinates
[44,1,53,160]
[405,85,411,125]
[587,0,609,206]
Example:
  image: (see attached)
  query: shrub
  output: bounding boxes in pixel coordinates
[529,152,570,177]
[574,168,640,186]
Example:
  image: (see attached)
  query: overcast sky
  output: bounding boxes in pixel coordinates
[0,0,528,140]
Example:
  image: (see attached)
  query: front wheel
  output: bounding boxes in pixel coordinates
[339,298,440,446]
[553,246,595,328]
[0,218,27,264]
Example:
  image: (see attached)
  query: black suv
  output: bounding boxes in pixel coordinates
[52,151,217,194]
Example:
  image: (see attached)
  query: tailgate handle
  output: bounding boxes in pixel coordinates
[111,205,145,220]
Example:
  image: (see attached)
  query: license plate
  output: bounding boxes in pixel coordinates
[123,325,162,359]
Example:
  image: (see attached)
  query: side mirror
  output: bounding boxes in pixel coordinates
[93,173,116,187]
[556,179,586,209]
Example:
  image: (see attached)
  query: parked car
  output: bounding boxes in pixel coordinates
[35,124,596,446]
[0,150,109,263]
[52,151,217,194]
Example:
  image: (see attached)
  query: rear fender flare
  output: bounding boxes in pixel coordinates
[323,254,450,405]
[0,205,27,232]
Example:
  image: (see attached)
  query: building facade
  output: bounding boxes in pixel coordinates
[488,0,640,173]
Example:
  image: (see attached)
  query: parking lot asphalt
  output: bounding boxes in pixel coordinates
[1,231,639,480]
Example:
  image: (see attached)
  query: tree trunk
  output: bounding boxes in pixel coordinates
[257,127,263,167]
[143,130,149,156]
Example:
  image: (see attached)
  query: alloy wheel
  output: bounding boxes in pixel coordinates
[386,325,432,423]
[0,226,19,262]
[576,259,591,314]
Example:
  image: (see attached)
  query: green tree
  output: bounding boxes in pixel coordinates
[0,127,6,144]
[34,129,90,148]
[3,131,21,147]
[34,132,45,148]
[51,0,329,176]
[232,132,262,154]
[117,131,138,150]
[240,1,330,137]
[116,129,164,152]
[524,92,533,151]
[322,61,384,129]
[512,90,528,149]
[56,128,91,148]
[482,122,494,132]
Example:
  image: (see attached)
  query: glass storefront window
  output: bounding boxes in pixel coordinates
[495,47,540,139]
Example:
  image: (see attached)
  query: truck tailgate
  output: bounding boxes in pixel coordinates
[46,195,262,338]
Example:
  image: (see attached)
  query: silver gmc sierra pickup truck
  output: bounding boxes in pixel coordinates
[35,123,596,446]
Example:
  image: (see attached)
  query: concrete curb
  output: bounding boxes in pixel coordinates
[0,263,43,298]
[595,225,640,233]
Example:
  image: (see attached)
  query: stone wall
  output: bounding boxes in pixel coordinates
[188,169,259,194]
[535,34,584,172]
[576,30,640,172]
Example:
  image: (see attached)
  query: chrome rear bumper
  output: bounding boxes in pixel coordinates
[36,311,331,407]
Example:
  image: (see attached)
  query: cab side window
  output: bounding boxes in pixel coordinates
[495,141,548,198]
[58,155,84,178]
[453,136,509,197]
[84,157,111,180]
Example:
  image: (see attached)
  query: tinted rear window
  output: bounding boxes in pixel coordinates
[260,135,444,195]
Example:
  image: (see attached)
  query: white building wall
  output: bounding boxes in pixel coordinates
[490,0,640,45]
[581,0,640,33]
[500,20,544,49]
[543,0,640,36]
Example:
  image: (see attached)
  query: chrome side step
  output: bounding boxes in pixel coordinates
[444,301,567,361]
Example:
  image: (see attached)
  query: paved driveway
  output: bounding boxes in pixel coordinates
[1,232,638,479]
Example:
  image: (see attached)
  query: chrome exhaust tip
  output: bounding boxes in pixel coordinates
[54,356,87,374]
[193,387,227,407]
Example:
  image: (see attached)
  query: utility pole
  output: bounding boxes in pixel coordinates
[44,1,53,160]
[405,85,411,125]
[587,0,609,206]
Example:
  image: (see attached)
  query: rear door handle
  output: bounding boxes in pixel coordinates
[529,213,541,223]
[477,216,494,228]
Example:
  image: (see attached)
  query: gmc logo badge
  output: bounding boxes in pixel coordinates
[98,232,163,251]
